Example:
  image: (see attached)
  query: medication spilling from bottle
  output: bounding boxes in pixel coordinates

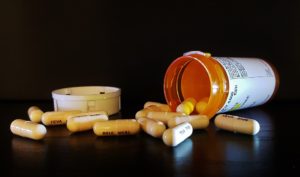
[164,51,280,118]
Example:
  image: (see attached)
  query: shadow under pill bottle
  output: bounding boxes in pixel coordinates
[163,51,280,118]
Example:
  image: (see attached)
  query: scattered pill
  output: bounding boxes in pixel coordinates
[168,114,209,129]
[10,119,47,140]
[28,106,44,123]
[93,119,140,136]
[214,114,260,135]
[145,111,186,124]
[144,101,171,112]
[162,122,193,147]
[67,111,108,132]
[42,111,81,126]
[137,117,166,138]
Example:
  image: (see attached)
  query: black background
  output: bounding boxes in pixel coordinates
[0,0,299,106]
[1,1,300,177]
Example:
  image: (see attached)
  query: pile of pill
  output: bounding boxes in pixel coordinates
[134,98,260,146]
[10,97,260,147]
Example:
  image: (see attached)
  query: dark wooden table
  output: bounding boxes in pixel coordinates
[0,100,299,177]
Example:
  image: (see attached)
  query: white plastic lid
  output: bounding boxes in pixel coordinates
[52,86,121,115]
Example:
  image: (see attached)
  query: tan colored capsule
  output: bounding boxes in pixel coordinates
[28,106,44,123]
[145,111,186,124]
[42,111,81,126]
[135,105,172,118]
[162,122,193,147]
[137,117,166,138]
[168,114,209,129]
[214,114,260,135]
[67,111,108,132]
[10,119,47,140]
[143,101,171,112]
[93,119,140,136]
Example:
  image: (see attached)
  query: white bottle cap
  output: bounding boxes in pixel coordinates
[52,86,121,115]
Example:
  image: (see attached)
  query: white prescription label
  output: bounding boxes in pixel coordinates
[214,57,276,113]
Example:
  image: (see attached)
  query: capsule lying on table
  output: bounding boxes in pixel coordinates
[67,111,108,132]
[42,111,81,126]
[163,122,193,147]
[214,114,260,135]
[10,119,47,140]
[93,119,140,136]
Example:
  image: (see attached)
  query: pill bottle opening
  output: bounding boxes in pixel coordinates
[164,56,211,112]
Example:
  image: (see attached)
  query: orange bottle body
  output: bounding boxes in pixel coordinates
[164,51,279,118]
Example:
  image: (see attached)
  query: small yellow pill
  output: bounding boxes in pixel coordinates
[143,101,171,112]
[42,111,81,126]
[195,101,208,114]
[10,119,47,140]
[204,52,211,57]
[214,114,260,135]
[162,122,193,147]
[28,106,44,123]
[176,97,196,115]
[145,111,186,124]
[67,111,108,132]
[137,117,166,138]
[168,114,209,129]
[93,119,140,136]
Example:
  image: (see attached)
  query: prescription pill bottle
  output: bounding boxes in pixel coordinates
[164,51,279,118]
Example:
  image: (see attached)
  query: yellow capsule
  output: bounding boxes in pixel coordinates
[214,114,260,135]
[137,117,166,138]
[176,97,196,115]
[168,114,209,129]
[42,111,81,126]
[93,119,140,136]
[204,52,211,57]
[145,111,186,124]
[67,111,108,132]
[143,101,171,112]
[28,106,44,123]
[10,119,47,140]
[162,122,193,147]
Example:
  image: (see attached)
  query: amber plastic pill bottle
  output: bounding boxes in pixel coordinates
[164,51,280,118]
